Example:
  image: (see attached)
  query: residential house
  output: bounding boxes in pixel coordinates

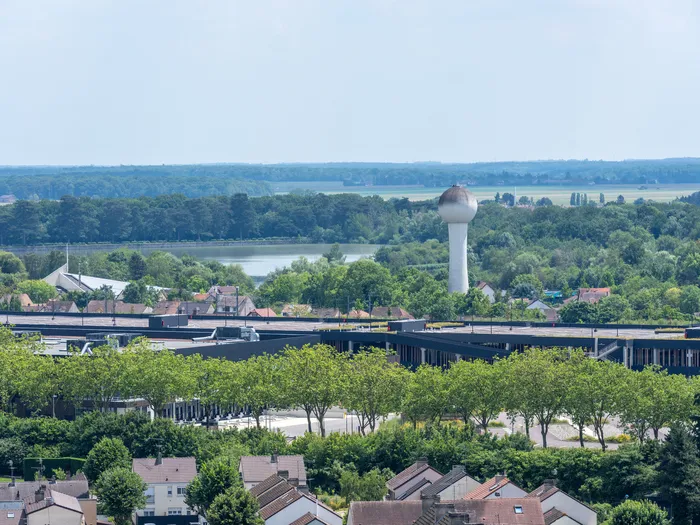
[248,308,277,318]
[413,499,545,525]
[0,476,96,525]
[85,300,152,315]
[209,285,240,296]
[419,466,481,510]
[177,302,215,316]
[39,300,79,313]
[564,288,611,305]
[215,295,256,316]
[25,489,85,525]
[281,304,312,317]
[311,308,341,319]
[346,501,423,525]
[386,459,443,501]
[0,294,33,308]
[239,455,307,491]
[465,475,527,500]
[192,293,215,303]
[526,300,558,322]
[348,309,370,319]
[526,481,597,525]
[131,457,200,523]
[153,301,181,315]
[370,307,414,319]
[251,475,341,525]
[475,282,497,304]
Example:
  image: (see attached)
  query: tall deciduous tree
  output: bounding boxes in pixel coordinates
[124,341,195,417]
[83,437,131,484]
[94,467,147,525]
[343,348,407,434]
[403,364,447,428]
[237,354,282,429]
[447,359,504,432]
[207,486,263,525]
[658,425,700,523]
[282,344,346,436]
[185,457,241,519]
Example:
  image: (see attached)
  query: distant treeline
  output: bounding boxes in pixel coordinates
[0,167,272,199]
[1,158,700,199]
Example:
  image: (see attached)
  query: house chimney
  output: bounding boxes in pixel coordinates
[434,502,455,524]
[34,487,45,503]
[543,478,556,489]
[278,470,289,480]
[494,473,506,484]
[8,476,15,487]
[417,457,428,467]
[421,493,439,515]
[271,453,278,464]
[155,451,163,466]
[447,510,470,525]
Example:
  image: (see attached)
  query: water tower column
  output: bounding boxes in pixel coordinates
[448,222,469,293]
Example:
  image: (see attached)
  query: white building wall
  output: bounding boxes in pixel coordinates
[437,476,481,500]
[265,498,315,525]
[316,503,343,525]
[550,516,581,525]
[136,482,195,518]
[541,493,597,525]
[484,483,527,499]
[27,506,83,525]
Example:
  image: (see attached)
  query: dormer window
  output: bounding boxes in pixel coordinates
[514,506,523,514]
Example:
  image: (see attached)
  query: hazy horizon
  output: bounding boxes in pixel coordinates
[1,1,699,165]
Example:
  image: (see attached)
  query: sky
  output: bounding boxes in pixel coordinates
[0,0,699,165]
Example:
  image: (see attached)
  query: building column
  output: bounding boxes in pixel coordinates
[653,348,659,366]
[688,350,693,368]
[594,338,598,357]
[385,341,390,352]
[348,340,353,352]
[420,347,426,364]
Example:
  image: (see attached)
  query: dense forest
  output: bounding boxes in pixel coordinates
[1,158,700,199]
[4,191,700,321]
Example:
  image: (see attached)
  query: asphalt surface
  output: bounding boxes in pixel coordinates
[1,314,679,340]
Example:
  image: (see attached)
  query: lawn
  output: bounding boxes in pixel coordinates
[272,181,700,205]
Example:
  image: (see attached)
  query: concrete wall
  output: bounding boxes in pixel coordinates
[27,506,84,525]
[136,483,193,518]
[484,483,527,499]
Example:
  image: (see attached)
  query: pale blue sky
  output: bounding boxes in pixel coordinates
[0,1,698,165]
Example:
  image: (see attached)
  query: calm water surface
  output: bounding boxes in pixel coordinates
[143,243,380,277]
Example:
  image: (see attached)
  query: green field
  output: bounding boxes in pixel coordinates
[272,181,700,205]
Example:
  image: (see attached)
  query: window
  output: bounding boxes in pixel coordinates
[168,508,183,515]
[177,486,186,496]
[167,486,173,497]
[143,510,155,517]
[514,506,523,514]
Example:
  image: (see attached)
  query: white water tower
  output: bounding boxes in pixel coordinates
[437,185,478,293]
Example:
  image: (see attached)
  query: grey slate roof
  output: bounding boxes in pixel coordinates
[239,455,307,485]
[397,477,431,500]
[259,490,302,520]
[386,461,438,491]
[257,479,295,508]
[132,457,197,484]
[249,474,285,498]
[25,489,83,515]
[347,501,422,525]
[0,477,89,501]
[421,466,467,498]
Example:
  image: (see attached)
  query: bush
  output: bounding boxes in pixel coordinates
[606,499,670,524]
[84,437,131,484]
[22,457,86,481]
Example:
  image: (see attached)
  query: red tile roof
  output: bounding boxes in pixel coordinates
[465,476,513,499]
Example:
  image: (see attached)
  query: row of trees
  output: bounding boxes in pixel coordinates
[2,327,697,450]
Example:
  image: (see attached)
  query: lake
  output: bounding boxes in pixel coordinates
[143,243,380,278]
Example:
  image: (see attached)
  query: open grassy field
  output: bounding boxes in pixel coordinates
[272,181,700,205]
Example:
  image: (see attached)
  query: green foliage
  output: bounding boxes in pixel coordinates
[83,437,131,484]
[339,468,389,502]
[16,280,57,303]
[94,467,148,525]
[22,457,86,481]
[186,456,241,518]
[658,424,700,523]
[207,486,264,525]
[605,500,669,525]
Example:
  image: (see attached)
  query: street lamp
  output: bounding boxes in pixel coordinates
[51,394,58,418]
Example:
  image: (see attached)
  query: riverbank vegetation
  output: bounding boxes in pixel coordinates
[4,193,700,321]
